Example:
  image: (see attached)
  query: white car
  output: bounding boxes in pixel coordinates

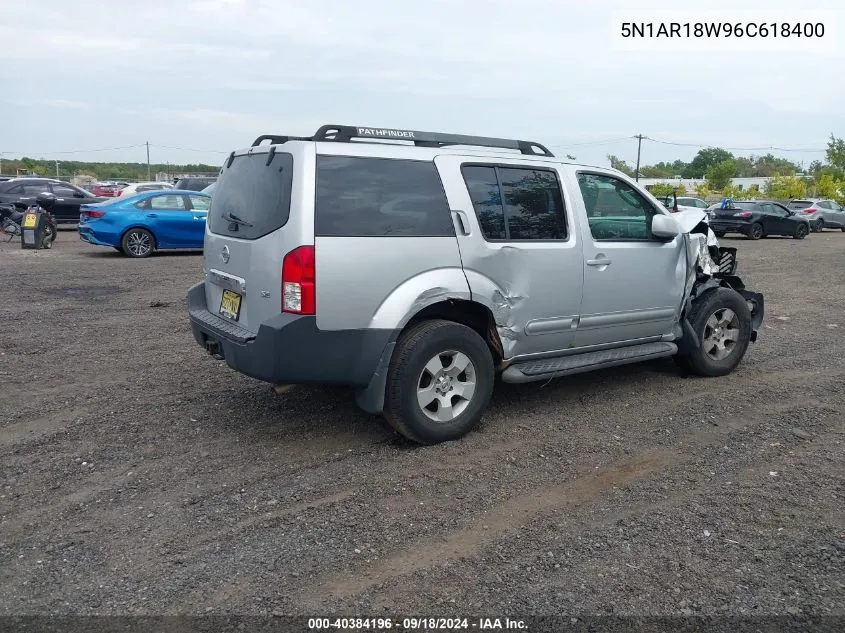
[663,194,709,213]
[117,182,174,197]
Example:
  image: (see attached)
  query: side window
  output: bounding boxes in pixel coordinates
[52,184,80,197]
[697,200,708,208]
[188,195,210,211]
[461,165,567,241]
[5,184,24,194]
[818,201,831,210]
[18,183,52,195]
[315,156,454,237]
[763,203,787,217]
[576,172,657,241]
[148,195,186,210]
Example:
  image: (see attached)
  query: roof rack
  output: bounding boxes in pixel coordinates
[251,125,554,157]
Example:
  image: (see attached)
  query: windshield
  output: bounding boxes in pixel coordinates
[207,151,293,240]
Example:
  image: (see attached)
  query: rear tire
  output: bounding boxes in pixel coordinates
[748,222,763,240]
[793,223,808,240]
[383,319,494,445]
[121,228,155,258]
[676,288,752,378]
[814,219,824,232]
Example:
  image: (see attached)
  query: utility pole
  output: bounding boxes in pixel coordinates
[56,161,59,178]
[146,141,151,181]
[634,134,644,181]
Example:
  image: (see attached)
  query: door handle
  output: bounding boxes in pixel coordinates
[147,213,158,218]
[587,257,612,267]
[452,210,470,236]
[56,198,65,202]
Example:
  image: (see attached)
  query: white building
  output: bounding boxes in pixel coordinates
[638,176,773,192]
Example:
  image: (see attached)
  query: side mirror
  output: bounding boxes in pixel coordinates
[652,213,682,239]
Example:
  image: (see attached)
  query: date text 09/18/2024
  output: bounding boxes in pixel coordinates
[307,617,528,630]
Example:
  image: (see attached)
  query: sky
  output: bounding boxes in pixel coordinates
[1,0,844,171]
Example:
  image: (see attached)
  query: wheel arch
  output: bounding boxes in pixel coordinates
[355,298,504,416]
[120,225,158,249]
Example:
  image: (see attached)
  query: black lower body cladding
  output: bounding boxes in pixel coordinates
[187,282,395,386]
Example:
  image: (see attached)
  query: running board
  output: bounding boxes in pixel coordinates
[501,342,678,384]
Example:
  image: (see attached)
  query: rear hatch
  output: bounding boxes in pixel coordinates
[202,146,304,335]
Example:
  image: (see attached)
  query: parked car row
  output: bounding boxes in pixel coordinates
[0,177,106,224]
[661,192,845,239]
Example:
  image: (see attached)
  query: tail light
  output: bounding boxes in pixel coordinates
[85,210,106,218]
[733,211,753,218]
[282,245,315,314]
[803,208,816,214]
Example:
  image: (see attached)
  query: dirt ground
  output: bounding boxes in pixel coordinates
[0,229,843,624]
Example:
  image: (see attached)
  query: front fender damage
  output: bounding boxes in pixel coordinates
[678,215,765,352]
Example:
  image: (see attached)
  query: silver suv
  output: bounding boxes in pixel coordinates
[786,199,845,232]
[188,125,765,445]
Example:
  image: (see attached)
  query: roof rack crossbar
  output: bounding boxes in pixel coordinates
[312,125,554,157]
[251,134,311,147]
[249,125,554,156]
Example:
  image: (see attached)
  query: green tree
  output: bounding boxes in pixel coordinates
[825,134,845,170]
[705,159,737,191]
[808,160,824,174]
[648,183,675,198]
[683,147,734,178]
[694,183,711,199]
[607,154,634,177]
[815,173,842,199]
[765,173,808,200]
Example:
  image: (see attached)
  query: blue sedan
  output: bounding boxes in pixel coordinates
[78,189,210,258]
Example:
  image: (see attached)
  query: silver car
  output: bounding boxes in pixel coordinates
[187,125,765,444]
[787,199,845,232]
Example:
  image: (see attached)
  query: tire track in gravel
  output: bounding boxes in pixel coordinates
[364,422,845,611]
[299,401,841,605]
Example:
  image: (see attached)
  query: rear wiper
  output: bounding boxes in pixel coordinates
[222,212,253,227]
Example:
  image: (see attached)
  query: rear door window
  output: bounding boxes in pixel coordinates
[461,165,567,241]
[315,156,453,237]
[208,151,293,240]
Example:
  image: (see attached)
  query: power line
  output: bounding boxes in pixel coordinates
[0,144,147,155]
[548,137,632,149]
[151,144,230,154]
[644,136,827,153]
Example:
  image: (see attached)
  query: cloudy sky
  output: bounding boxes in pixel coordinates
[2,0,843,170]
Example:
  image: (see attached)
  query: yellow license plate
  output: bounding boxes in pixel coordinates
[219,289,242,321]
[23,212,37,228]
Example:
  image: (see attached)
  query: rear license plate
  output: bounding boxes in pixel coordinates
[219,289,242,321]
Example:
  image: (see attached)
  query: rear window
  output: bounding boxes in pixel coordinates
[788,200,813,208]
[315,156,454,237]
[208,151,293,240]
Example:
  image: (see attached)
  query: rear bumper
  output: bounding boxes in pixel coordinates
[187,282,396,386]
[78,226,115,246]
[710,220,750,234]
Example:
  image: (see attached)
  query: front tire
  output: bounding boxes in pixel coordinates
[384,319,494,445]
[121,228,155,258]
[793,223,809,240]
[677,288,752,378]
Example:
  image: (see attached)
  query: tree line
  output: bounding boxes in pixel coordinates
[609,134,845,204]
[0,157,220,180]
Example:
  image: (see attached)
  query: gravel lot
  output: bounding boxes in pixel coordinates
[0,230,843,625]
